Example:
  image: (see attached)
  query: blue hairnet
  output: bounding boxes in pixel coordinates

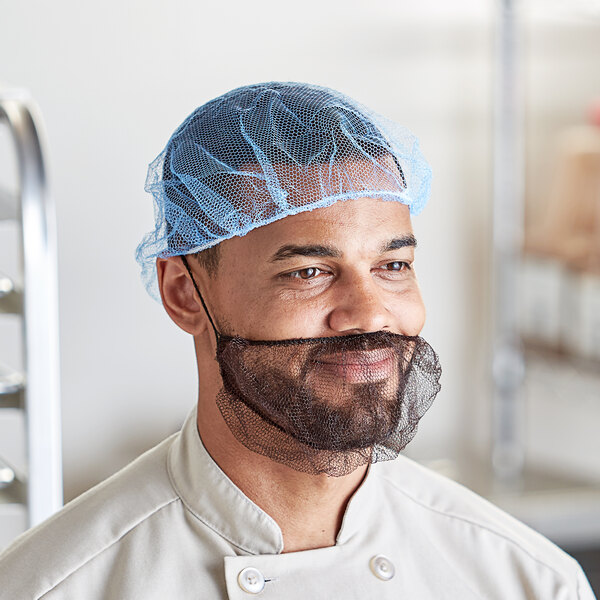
[136,82,432,299]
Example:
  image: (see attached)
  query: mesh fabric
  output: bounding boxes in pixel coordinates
[136,82,432,299]
[216,331,441,477]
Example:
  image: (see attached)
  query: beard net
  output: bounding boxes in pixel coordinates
[215,331,441,477]
[136,82,433,300]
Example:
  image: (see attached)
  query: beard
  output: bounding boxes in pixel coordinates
[214,330,441,477]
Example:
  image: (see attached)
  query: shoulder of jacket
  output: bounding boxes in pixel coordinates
[0,432,181,599]
[374,455,585,585]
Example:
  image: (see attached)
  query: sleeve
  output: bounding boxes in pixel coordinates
[577,566,597,600]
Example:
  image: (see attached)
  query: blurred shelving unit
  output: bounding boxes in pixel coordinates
[0,89,62,551]
[490,0,600,589]
[421,0,600,593]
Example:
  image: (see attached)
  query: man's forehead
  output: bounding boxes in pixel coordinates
[221,197,415,260]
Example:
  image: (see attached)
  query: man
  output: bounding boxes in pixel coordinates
[0,82,594,598]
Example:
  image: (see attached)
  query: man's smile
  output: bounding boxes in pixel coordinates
[313,348,395,383]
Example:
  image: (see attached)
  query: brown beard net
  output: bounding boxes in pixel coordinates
[215,330,441,477]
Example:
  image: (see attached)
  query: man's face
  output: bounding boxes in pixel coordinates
[197,196,430,463]
[205,196,425,344]
[178,195,438,472]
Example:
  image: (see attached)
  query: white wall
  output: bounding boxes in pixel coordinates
[0,0,531,502]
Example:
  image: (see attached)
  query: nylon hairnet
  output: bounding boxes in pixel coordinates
[136,82,432,299]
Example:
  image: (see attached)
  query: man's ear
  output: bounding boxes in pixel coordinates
[156,256,210,335]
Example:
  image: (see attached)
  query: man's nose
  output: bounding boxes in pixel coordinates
[327,273,392,334]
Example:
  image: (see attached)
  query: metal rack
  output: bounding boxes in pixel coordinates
[488,0,600,564]
[0,89,62,546]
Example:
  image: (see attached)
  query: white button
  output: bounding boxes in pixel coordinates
[237,567,265,594]
[369,554,395,581]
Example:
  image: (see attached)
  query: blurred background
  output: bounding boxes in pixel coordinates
[0,0,598,589]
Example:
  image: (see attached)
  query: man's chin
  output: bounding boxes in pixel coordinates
[289,410,402,452]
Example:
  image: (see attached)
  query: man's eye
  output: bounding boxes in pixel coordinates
[289,267,322,280]
[382,261,411,271]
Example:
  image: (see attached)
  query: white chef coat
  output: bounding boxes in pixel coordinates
[0,406,594,599]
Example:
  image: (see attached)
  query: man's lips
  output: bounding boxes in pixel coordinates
[312,349,396,383]
[315,348,395,366]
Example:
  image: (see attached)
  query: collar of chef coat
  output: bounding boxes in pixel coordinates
[167,405,374,555]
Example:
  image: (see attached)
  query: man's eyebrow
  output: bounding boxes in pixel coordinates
[379,234,418,253]
[270,244,342,262]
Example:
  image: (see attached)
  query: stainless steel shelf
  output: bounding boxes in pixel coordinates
[0,89,63,541]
